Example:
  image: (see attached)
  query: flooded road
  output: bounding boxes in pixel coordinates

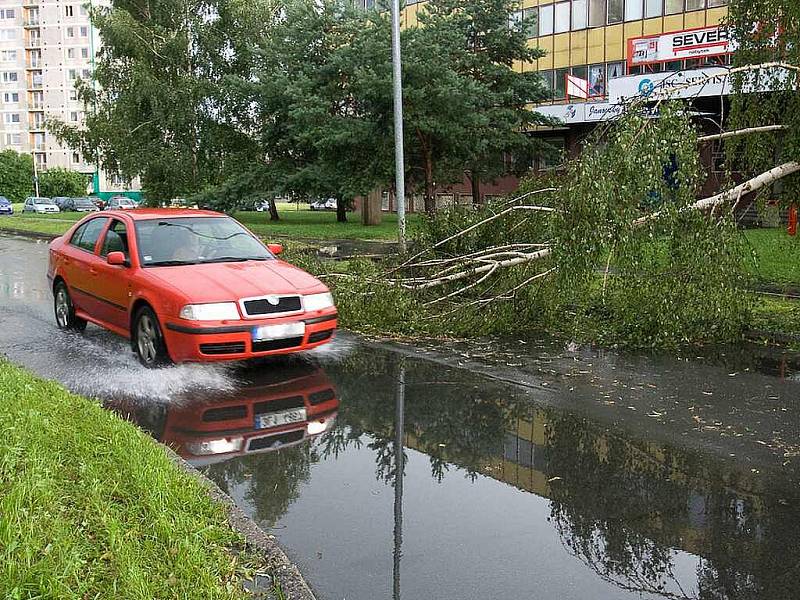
[2,235,800,600]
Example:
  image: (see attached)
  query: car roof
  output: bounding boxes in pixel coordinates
[104,208,224,221]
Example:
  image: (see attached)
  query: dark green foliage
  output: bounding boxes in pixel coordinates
[0,150,34,202]
[37,168,90,198]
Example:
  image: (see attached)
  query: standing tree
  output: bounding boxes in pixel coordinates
[0,150,34,202]
[38,168,90,198]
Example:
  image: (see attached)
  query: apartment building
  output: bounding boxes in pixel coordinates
[0,0,134,196]
[373,0,731,210]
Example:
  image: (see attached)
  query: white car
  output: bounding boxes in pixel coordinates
[309,198,337,211]
[22,197,60,214]
[105,196,138,210]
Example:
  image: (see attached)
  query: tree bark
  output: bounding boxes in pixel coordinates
[268,198,279,221]
[424,151,435,215]
[336,198,347,223]
[470,170,482,207]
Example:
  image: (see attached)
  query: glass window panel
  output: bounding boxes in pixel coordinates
[665,60,683,71]
[555,2,570,33]
[607,0,623,23]
[589,0,605,26]
[523,7,538,38]
[539,4,554,35]
[554,67,569,98]
[644,0,662,17]
[572,0,587,29]
[607,61,625,79]
[571,65,588,81]
[538,69,555,98]
[707,0,726,6]
[665,0,683,14]
[624,0,643,20]
[685,0,704,9]
[589,63,606,96]
[509,10,523,31]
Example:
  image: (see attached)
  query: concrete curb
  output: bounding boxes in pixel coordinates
[162,445,317,600]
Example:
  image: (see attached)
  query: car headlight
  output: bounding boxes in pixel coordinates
[185,437,243,456]
[303,292,334,312]
[179,302,240,321]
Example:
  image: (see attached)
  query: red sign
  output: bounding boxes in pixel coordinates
[627,25,734,67]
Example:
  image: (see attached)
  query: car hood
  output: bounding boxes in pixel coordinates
[146,259,327,302]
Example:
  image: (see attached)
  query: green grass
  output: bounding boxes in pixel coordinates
[742,228,800,287]
[0,360,251,599]
[0,201,417,242]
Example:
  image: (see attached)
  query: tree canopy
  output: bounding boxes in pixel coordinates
[0,150,34,202]
[38,168,90,198]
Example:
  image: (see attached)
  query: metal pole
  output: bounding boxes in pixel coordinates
[392,358,405,600]
[32,151,39,197]
[390,0,406,252]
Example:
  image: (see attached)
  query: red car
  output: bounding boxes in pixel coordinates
[47,209,337,366]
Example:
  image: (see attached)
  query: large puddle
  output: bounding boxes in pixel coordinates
[2,235,799,600]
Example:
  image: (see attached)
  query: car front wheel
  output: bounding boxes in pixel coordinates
[54,281,87,332]
[133,306,171,367]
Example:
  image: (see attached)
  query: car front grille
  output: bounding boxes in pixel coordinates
[251,337,304,353]
[203,405,248,422]
[242,295,302,317]
[308,330,333,344]
[253,395,304,414]
[309,388,336,405]
[200,342,246,355]
[247,429,305,452]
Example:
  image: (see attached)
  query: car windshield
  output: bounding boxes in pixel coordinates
[33,198,51,205]
[135,217,272,266]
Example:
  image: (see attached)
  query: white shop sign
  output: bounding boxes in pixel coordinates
[608,68,732,103]
[533,103,586,124]
[534,101,660,124]
[628,25,735,67]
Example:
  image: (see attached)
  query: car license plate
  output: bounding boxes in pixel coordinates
[252,321,305,341]
[255,408,307,429]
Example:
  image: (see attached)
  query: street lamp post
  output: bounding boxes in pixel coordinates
[32,152,39,197]
[390,0,406,252]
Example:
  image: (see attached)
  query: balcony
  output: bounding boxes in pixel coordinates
[25,38,41,48]
[23,18,40,27]
[32,141,46,151]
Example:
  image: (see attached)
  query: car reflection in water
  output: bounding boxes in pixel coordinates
[105,360,338,467]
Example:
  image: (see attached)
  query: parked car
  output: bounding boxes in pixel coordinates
[22,197,60,214]
[52,197,71,210]
[60,197,100,212]
[309,198,337,211]
[105,196,138,210]
[91,197,106,211]
[47,209,338,366]
[0,196,12,215]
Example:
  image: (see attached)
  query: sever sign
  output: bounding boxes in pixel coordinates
[627,25,734,67]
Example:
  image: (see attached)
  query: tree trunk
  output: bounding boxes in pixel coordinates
[268,198,279,221]
[362,189,383,226]
[336,198,347,223]
[470,171,482,207]
[424,151,435,215]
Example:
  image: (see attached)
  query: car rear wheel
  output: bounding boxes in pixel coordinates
[54,282,87,332]
[133,306,171,367]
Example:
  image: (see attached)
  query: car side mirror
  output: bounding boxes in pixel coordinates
[267,243,283,256]
[107,251,127,266]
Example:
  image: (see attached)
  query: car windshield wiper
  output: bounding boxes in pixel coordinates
[200,256,270,263]
[146,260,199,266]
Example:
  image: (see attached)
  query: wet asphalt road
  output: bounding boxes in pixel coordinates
[2,234,800,600]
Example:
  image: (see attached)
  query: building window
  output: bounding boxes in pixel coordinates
[572,0,587,29]
[79,26,89,37]
[67,48,76,59]
[1,71,18,83]
[665,0,683,14]
[66,27,75,38]
[80,5,89,15]
[571,64,588,82]
[685,0,704,9]
[523,8,538,38]
[5,133,22,145]
[589,0,605,27]
[538,70,555,98]
[3,113,20,124]
[607,61,625,80]
[539,4,554,36]
[70,111,79,122]
[0,9,15,19]
[68,69,77,80]
[0,50,16,62]
[625,0,643,20]
[3,91,19,102]
[554,2,570,33]
[554,67,569,98]
[707,0,727,6]
[81,68,91,79]
[607,0,623,23]
[65,5,74,16]
[588,63,606,96]
[72,152,80,164]
[69,89,78,101]
[644,0,662,17]
[81,47,89,59]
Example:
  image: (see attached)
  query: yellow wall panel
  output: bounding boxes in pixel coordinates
[663,14,684,32]
[706,7,728,25]
[552,32,571,68]
[624,21,643,40]
[642,17,663,35]
[517,419,534,442]
[586,27,605,63]
[684,10,705,29]
[570,30,587,65]
[604,24,624,61]
[535,36,554,69]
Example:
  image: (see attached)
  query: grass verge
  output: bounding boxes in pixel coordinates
[0,360,252,599]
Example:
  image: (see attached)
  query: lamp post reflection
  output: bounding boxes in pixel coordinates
[393,358,405,600]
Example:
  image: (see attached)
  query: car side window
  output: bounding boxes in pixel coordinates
[100,219,129,258]
[69,222,88,247]
[75,218,108,253]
